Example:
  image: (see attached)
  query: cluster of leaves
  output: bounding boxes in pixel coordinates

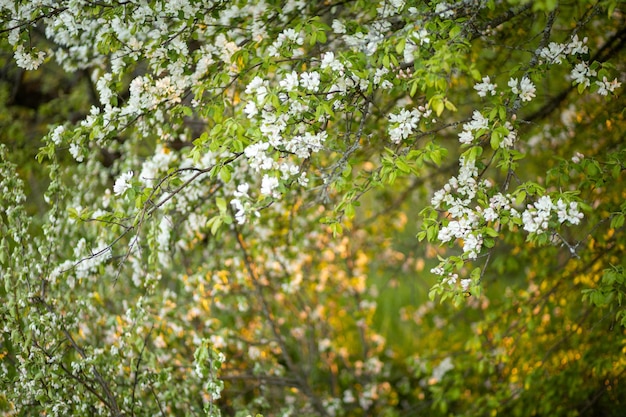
[1,0,625,416]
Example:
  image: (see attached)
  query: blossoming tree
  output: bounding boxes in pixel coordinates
[1,0,625,416]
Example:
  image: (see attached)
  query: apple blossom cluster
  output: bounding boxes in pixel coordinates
[508,77,537,102]
[113,171,133,196]
[333,6,403,57]
[268,28,304,58]
[595,77,622,96]
[377,0,406,18]
[474,75,537,104]
[13,44,47,70]
[234,65,333,222]
[474,76,497,97]
[570,62,596,88]
[429,149,584,287]
[402,28,431,64]
[538,34,588,65]
[536,34,621,95]
[522,196,583,234]
[231,184,256,225]
[48,239,112,285]
[430,357,454,384]
[388,106,432,144]
[233,34,404,223]
[435,2,456,19]
[457,111,489,145]
[431,156,491,260]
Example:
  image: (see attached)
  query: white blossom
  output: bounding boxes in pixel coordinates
[522,196,554,234]
[96,73,115,106]
[244,100,258,118]
[458,111,489,144]
[595,77,621,96]
[260,174,280,197]
[50,125,65,145]
[567,35,588,55]
[458,130,474,145]
[69,143,83,162]
[388,108,424,143]
[113,171,134,196]
[435,3,455,19]
[570,62,596,88]
[320,52,345,72]
[571,152,584,163]
[332,19,346,34]
[431,357,454,383]
[460,279,472,291]
[300,71,320,92]
[14,45,46,70]
[279,71,299,92]
[556,199,583,225]
[474,76,497,97]
[413,28,430,46]
[538,42,568,64]
[377,0,405,17]
[509,77,536,102]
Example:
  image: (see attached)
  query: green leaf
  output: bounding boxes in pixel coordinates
[330,222,343,236]
[216,197,227,213]
[430,150,442,166]
[410,80,418,97]
[432,98,444,117]
[484,227,499,237]
[490,131,501,150]
[207,216,222,235]
[344,203,355,219]
[498,105,507,121]
[396,38,406,54]
[611,214,625,230]
[219,165,232,183]
[444,99,457,112]
[396,158,411,173]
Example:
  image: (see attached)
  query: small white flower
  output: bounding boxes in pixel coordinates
[595,76,622,96]
[511,77,536,102]
[14,45,46,70]
[279,71,299,92]
[69,143,84,162]
[300,71,320,92]
[571,152,584,163]
[320,52,333,68]
[474,76,497,97]
[50,125,65,145]
[243,101,258,118]
[465,110,489,131]
[320,52,345,72]
[233,183,250,198]
[570,62,596,88]
[556,199,584,225]
[567,35,588,56]
[260,174,280,197]
[388,108,423,143]
[538,42,567,64]
[458,130,474,145]
[413,28,430,45]
[332,19,346,34]
[113,171,134,195]
[245,76,264,95]
[435,3,455,19]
